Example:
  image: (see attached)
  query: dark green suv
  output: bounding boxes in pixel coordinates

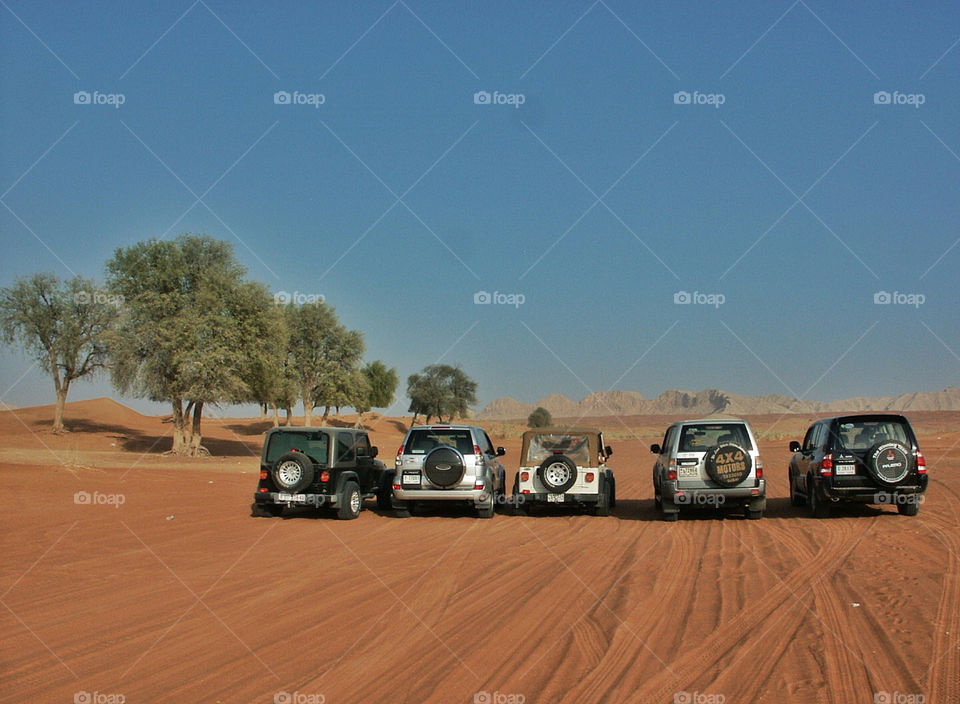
[251,427,393,519]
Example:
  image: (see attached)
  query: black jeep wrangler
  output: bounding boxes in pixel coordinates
[251,427,394,519]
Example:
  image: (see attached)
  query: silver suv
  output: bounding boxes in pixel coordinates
[392,424,506,518]
[651,418,765,521]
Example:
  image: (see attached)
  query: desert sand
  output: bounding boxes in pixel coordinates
[1,399,957,703]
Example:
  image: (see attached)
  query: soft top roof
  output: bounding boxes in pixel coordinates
[520,427,605,468]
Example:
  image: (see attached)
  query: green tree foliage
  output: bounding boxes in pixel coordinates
[406,364,477,424]
[527,406,553,428]
[106,234,273,455]
[0,274,116,432]
[360,360,398,411]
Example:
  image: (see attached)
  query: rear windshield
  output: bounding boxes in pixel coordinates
[527,433,590,466]
[265,431,329,464]
[404,429,475,455]
[834,419,911,451]
[677,424,752,453]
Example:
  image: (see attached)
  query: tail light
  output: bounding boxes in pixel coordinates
[320,471,330,483]
[586,472,595,482]
[819,454,834,476]
[396,445,404,466]
[259,487,268,493]
[474,479,485,490]
[259,470,267,480]
[917,450,926,474]
[392,483,401,490]
[520,471,529,481]
[667,459,677,481]
[473,444,482,456]
[756,459,763,480]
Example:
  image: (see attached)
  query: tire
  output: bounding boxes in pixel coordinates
[512,473,527,515]
[537,455,577,493]
[608,475,616,509]
[704,444,752,488]
[251,502,283,517]
[423,446,466,488]
[337,481,362,520]
[867,441,911,487]
[789,469,806,506]
[593,485,611,517]
[809,478,830,518]
[271,451,315,492]
[897,498,920,516]
[661,507,679,522]
[392,498,411,517]
[376,472,394,511]
[745,507,763,520]
[477,502,494,519]
[495,470,506,513]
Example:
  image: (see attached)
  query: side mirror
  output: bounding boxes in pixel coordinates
[496,446,506,456]
[604,445,613,457]
[788,441,801,453]
[650,443,661,455]
[370,446,379,458]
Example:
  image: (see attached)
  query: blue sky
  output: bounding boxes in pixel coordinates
[2,0,959,417]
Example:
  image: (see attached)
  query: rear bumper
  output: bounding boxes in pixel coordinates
[393,487,491,504]
[254,491,334,507]
[662,480,766,511]
[515,492,601,505]
[816,476,927,501]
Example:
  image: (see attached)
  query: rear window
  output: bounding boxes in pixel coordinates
[265,431,329,464]
[404,429,475,455]
[677,424,752,452]
[834,419,911,451]
[527,433,590,466]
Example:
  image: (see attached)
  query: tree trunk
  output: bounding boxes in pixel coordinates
[303,397,314,426]
[170,399,188,454]
[271,404,280,427]
[284,407,293,426]
[188,401,204,456]
[322,405,331,423]
[259,402,268,420]
[52,382,68,434]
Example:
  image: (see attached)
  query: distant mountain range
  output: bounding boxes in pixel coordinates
[476,387,960,420]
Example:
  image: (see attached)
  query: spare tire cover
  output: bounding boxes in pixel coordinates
[424,446,466,488]
[704,444,752,488]
[868,442,911,485]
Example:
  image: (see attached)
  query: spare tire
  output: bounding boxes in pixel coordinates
[423,446,465,488]
[705,444,752,488]
[271,451,314,492]
[537,455,577,493]
[868,441,911,486]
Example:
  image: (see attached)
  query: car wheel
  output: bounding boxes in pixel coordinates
[376,472,394,511]
[593,485,611,517]
[809,478,830,518]
[337,481,362,520]
[608,475,616,509]
[661,507,679,522]
[537,455,578,493]
[271,452,314,493]
[897,498,920,516]
[789,469,805,506]
[477,502,494,519]
[745,507,763,520]
[423,446,466,488]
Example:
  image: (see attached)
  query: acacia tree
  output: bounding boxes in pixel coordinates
[0,274,116,432]
[106,234,272,455]
[313,328,366,422]
[527,406,552,428]
[355,360,398,427]
[407,364,477,424]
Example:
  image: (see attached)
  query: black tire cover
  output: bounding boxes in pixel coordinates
[704,444,752,488]
[271,451,314,492]
[423,446,466,487]
[537,455,578,493]
[868,441,911,486]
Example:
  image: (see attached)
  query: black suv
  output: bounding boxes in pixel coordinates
[251,427,393,519]
[788,414,928,517]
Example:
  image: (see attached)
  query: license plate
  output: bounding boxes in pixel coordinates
[835,464,856,475]
[547,494,565,503]
[277,493,306,502]
[402,472,420,485]
[678,465,700,478]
